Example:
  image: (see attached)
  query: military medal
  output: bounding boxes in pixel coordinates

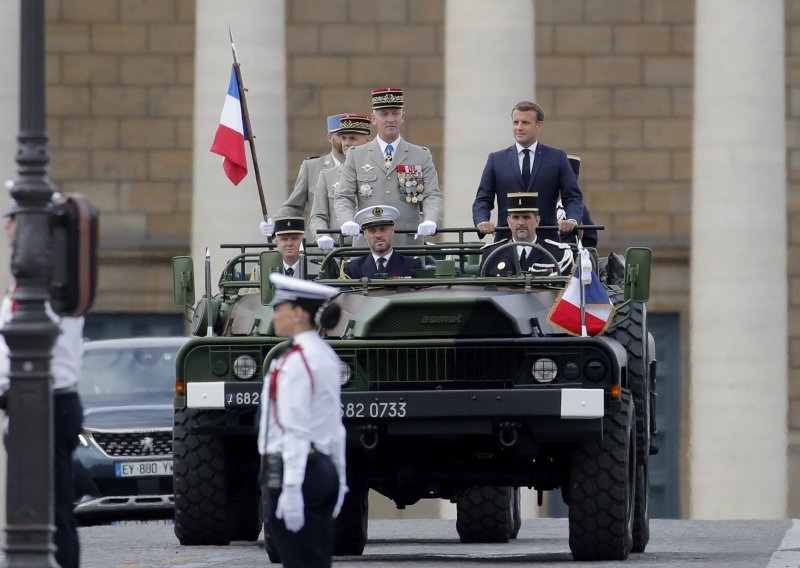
[359,183,373,198]
[396,165,424,205]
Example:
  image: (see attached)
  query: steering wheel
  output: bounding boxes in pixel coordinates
[479,241,561,277]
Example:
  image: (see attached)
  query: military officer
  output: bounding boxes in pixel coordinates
[261,114,348,240]
[334,88,443,245]
[258,273,347,568]
[310,114,372,250]
[274,217,306,277]
[480,192,573,276]
[342,205,421,279]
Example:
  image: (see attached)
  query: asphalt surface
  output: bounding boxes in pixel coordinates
[66,518,799,567]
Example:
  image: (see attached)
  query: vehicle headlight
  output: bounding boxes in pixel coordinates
[78,433,89,447]
[584,359,606,383]
[233,355,257,380]
[532,358,557,383]
[562,360,581,380]
[340,362,352,385]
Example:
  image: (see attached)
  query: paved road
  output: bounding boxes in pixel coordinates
[74,518,800,568]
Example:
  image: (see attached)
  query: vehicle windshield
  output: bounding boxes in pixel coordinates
[80,345,180,397]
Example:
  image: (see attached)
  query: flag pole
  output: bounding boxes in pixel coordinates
[229,27,269,221]
[578,242,588,337]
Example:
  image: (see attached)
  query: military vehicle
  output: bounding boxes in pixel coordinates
[170,231,655,562]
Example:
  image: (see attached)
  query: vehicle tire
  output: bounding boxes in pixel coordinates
[227,439,261,542]
[456,486,513,544]
[333,484,368,556]
[632,461,650,553]
[510,487,522,540]
[173,408,231,545]
[263,522,280,564]
[568,394,635,561]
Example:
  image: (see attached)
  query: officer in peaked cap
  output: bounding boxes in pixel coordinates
[342,205,421,279]
[258,272,347,568]
[310,114,373,250]
[334,88,443,246]
[273,217,306,278]
[479,192,573,277]
[261,113,351,241]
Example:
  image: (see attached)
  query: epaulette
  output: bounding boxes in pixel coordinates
[305,155,320,161]
[480,238,508,250]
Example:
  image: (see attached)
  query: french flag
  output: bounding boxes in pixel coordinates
[547,250,615,336]
[210,66,248,185]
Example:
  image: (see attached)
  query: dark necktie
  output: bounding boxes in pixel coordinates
[521,148,531,188]
[519,248,528,268]
[376,257,386,273]
[285,267,294,277]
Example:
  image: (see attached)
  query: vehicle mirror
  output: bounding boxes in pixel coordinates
[624,247,652,303]
[172,256,195,308]
[259,251,284,305]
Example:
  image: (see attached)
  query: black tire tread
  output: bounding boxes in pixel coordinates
[456,486,512,544]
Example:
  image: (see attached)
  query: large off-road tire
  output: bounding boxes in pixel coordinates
[456,486,513,544]
[510,487,522,539]
[227,439,261,542]
[173,408,231,545]
[568,394,635,561]
[334,484,368,556]
[632,462,650,553]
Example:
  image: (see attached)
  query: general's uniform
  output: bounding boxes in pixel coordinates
[276,152,338,242]
[0,284,84,568]
[257,276,346,568]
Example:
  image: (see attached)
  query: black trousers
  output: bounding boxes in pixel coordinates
[54,391,83,568]
[262,452,338,568]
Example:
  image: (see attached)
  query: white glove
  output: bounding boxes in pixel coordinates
[332,484,349,518]
[340,221,360,237]
[317,235,335,251]
[275,485,304,532]
[260,218,275,238]
[416,220,437,237]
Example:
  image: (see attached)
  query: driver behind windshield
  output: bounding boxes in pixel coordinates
[479,192,573,277]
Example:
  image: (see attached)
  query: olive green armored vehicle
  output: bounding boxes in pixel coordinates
[170,233,655,561]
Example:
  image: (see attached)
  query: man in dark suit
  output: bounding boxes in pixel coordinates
[274,217,305,277]
[480,193,573,277]
[342,205,421,279]
[472,101,584,242]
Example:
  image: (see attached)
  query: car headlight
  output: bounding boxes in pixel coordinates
[584,359,606,383]
[532,357,557,383]
[340,362,352,385]
[233,355,257,379]
[78,433,89,447]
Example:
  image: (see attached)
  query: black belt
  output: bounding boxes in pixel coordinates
[263,447,323,490]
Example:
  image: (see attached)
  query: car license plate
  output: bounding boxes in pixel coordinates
[115,460,173,478]
[340,400,408,419]
[225,382,262,407]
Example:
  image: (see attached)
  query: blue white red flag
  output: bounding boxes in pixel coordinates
[547,250,615,336]
[210,66,248,185]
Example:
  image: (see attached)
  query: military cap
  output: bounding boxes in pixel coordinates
[337,114,371,135]
[326,114,344,133]
[507,192,539,213]
[273,217,305,235]
[269,272,337,307]
[371,88,404,110]
[354,205,399,229]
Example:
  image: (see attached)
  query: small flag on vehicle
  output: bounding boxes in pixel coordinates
[547,250,615,337]
[210,66,248,185]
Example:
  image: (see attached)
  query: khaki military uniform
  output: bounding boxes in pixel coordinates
[309,164,343,241]
[276,152,337,241]
[334,139,443,245]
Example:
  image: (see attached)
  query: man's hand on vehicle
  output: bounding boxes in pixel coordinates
[340,221,360,237]
[316,235,336,250]
[416,220,437,237]
[476,221,495,234]
[558,219,578,234]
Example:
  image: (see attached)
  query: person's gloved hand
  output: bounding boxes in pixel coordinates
[275,485,304,532]
[317,235,336,250]
[260,218,275,238]
[340,221,360,237]
[332,484,349,518]
[416,220,437,237]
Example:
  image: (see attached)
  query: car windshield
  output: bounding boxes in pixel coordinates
[80,345,179,397]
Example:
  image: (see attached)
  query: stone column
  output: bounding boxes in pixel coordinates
[691,0,787,518]
[192,0,287,279]
[442,0,535,230]
[441,0,537,520]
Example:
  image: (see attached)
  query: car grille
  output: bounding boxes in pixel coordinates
[91,431,172,457]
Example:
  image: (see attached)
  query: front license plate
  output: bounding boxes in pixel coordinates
[340,400,408,419]
[225,382,262,407]
[115,460,173,478]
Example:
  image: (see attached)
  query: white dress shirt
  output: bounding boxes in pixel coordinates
[515,140,538,175]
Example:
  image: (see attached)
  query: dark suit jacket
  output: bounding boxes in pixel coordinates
[472,142,584,240]
[343,250,421,279]
[479,238,571,276]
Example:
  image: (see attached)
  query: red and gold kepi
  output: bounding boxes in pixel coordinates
[337,114,371,135]
[273,216,305,235]
[371,87,404,110]
[507,192,539,213]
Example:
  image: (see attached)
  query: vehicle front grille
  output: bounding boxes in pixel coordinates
[91,431,172,457]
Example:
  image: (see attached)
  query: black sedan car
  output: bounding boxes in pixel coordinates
[74,336,188,525]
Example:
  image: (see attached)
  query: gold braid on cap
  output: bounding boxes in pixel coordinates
[372,93,404,105]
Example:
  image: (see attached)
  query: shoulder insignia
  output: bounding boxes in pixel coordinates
[361,164,374,172]
[480,238,508,250]
[304,155,320,161]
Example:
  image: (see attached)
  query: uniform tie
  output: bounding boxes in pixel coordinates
[521,148,531,188]
[285,267,294,277]
[376,257,387,273]
[384,144,394,167]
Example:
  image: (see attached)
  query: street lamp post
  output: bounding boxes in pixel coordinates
[1,0,59,566]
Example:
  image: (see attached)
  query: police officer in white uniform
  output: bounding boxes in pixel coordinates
[258,273,347,568]
[0,200,84,568]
